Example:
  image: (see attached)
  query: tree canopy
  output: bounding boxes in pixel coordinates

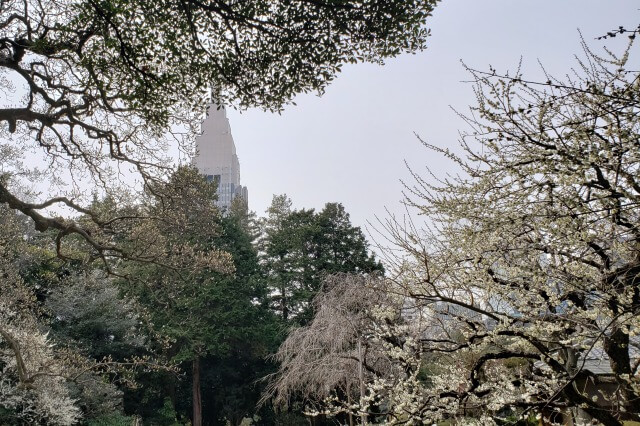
[261,196,383,323]
[0,0,439,257]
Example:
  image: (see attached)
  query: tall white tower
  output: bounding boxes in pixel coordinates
[194,106,248,210]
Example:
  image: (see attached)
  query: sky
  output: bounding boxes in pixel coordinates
[225,0,640,235]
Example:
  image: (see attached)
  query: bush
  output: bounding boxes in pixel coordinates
[88,413,136,426]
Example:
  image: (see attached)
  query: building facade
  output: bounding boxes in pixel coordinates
[193,105,248,211]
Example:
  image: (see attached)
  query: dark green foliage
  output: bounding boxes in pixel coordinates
[153,398,184,426]
[0,405,16,425]
[68,0,439,115]
[262,198,383,324]
[315,203,383,275]
[0,183,382,423]
[192,209,282,424]
[87,412,137,426]
[118,166,234,361]
[122,372,186,424]
[118,167,282,424]
[198,352,275,425]
[47,273,146,360]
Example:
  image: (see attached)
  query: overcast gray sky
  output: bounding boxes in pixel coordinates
[227,1,639,230]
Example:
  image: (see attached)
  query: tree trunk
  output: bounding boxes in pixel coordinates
[604,327,635,409]
[347,390,354,426]
[358,338,367,425]
[193,357,202,426]
[281,284,288,321]
[166,346,178,409]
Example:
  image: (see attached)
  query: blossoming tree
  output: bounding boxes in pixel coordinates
[378,40,640,425]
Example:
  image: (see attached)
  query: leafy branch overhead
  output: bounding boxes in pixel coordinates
[0,0,439,260]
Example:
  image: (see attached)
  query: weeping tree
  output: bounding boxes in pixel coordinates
[374,40,640,424]
[263,274,379,418]
[262,273,425,424]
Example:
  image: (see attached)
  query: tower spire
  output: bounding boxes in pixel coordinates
[194,105,248,210]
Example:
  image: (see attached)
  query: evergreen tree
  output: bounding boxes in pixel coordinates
[198,210,281,424]
[120,166,279,425]
[262,198,382,325]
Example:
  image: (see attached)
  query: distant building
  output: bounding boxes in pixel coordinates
[193,105,248,211]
